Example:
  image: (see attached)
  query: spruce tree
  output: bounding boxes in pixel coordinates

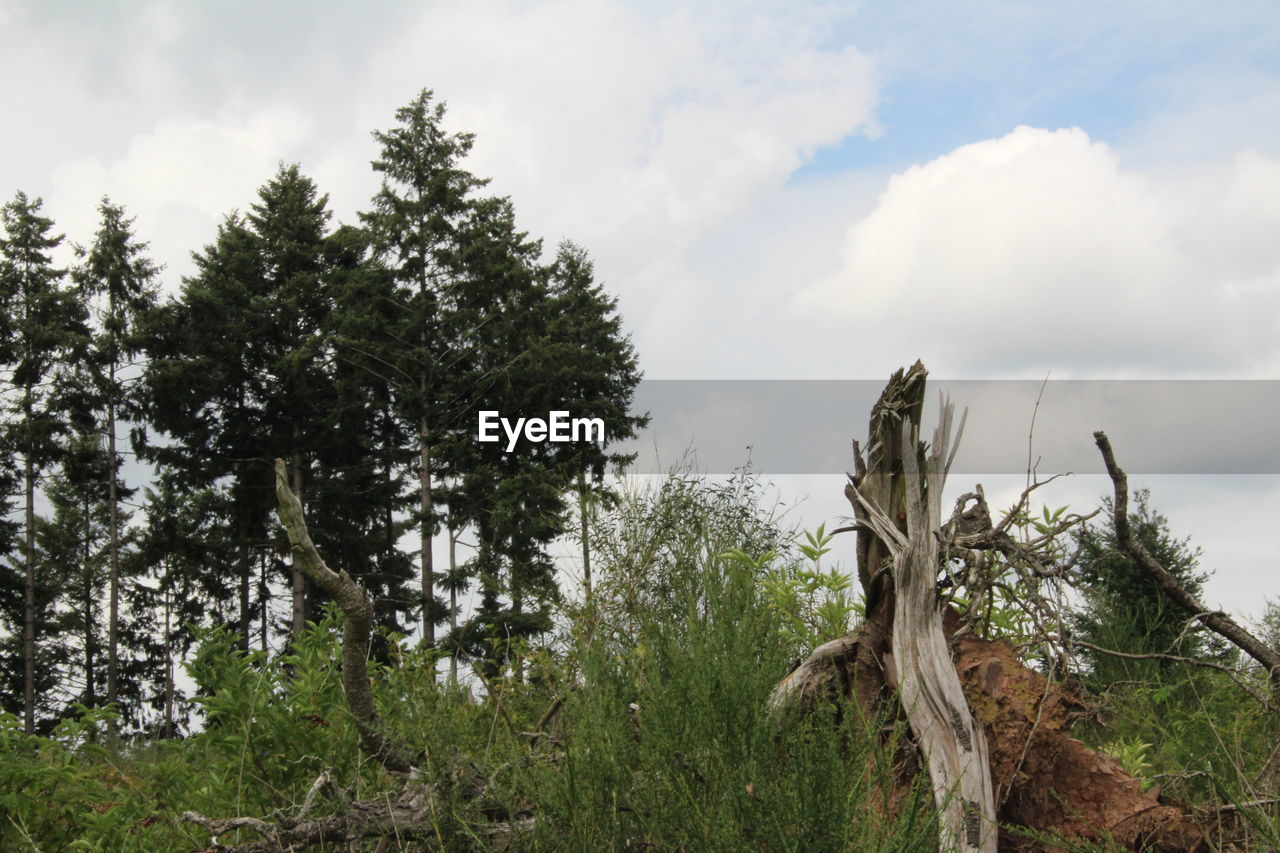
[141,211,271,650]
[1071,489,1224,684]
[359,88,488,649]
[72,197,160,709]
[244,164,338,636]
[544,240,647,597]
[319,224,417,639]
[0,191,88,732]
[143,165,395,648]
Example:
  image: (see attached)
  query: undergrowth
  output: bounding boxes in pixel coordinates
[1,471,1275,850]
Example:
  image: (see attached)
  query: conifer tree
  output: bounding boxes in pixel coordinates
[544,240,647,597]
[37,432,111,715]
[72,197,159,708]
[141,211,271,650]
[144,165,395,648]
[1071,489,1224,683]
[0,191,88,732]
[360,88,488,648]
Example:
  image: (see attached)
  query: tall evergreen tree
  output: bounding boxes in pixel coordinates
[319,224,417,639]
[72,197,160,708]
[360,88,488,649]
[244,164,338,636]
[36,432,111,715]
[543,240,647,597]
[135,475,231,736]
[0,191,88,732]
[141,211,271,650]
[143,165,397,649]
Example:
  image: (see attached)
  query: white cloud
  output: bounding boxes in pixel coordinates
[47,110,311,284]
[359,1,877,285]
[793,126,1280,377]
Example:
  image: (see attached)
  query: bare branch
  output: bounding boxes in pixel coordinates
[273,459,417,775]
[1058,637,1276,712]
[1093,432,1280,685]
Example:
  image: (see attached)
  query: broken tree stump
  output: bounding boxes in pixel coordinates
[771,363,1206,851]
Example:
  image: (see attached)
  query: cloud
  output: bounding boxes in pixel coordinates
[360,1,877,281]
[47,109,311,285]
[793,126,1280,376]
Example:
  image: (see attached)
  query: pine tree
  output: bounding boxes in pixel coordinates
[72,197,160,709]
[544,240,647,597]
[0,191,88,732]
[359,88,488,649]
[1071,489,1224,684]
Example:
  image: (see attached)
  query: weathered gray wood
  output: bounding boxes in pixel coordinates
[273,458,417,775]
[889,401,995,852]
[778,366,997,850]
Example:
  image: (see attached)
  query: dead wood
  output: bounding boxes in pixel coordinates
[772,367,1211,852]
[1094,432,1280,687]
[272,458,417,775]
[834,363,997,850]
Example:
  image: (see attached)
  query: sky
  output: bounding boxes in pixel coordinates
[2,1,1278,623]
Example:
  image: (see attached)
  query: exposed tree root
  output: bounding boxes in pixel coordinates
[771,613,1209,851]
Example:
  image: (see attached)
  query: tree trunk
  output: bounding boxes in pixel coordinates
[290,447,307,637]
[449,525,459,685]
[237,507,252,652]
[164,583,174,740]
[840,365,996,851]
[579,470,592,599]
[771,364,1205,851]
[260,549,270,654]
[23,439,36,734]
[106,394,120,708]
[83,492,96,709]
[419,412,435,649]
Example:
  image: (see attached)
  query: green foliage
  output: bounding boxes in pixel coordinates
[1072,490,1219,679]
[1068,492,1275,824]
[752,523,861,653]
[531,475,938,851]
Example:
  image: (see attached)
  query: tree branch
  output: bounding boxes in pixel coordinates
[273,458,417,774]
[1093,432,1280,687]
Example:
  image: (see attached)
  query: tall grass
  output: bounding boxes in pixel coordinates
[518,471,938,851]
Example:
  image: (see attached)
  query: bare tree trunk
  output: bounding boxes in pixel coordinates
[273,459,415,773]
[237,508,252,652]
[164,584,174,740]
[106,394,120,708]
[290,447,307,637]
[419,413,435,649]
[23,442,36,734]
[449,525,459,684]
[260,550,269,654]
[773,367,1206,851]
[83,492,96,709]
[578,470,592,599]
[844,373,996,851]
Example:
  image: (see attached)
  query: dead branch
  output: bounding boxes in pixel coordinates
[1057,637,1277,713]
[183,461,546,853]
[272,458,418,775]
[183,796,447,852]
[1093,433,1280,686]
